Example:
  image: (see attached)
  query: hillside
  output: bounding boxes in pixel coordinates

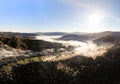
[59,31,118,42]
[0,36,64,52]
[93,32,120,45]
[0,44,120,84]
[93,35,120,44]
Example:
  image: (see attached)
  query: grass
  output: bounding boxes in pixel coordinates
[17,57,42,65]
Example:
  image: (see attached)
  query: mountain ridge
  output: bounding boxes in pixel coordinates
[59,31,120,42]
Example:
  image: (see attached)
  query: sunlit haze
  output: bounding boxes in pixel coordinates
[89,13,104,25]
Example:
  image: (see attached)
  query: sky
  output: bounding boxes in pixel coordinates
[0,0,120,32]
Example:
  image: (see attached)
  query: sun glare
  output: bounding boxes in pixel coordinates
[89,13,104,24]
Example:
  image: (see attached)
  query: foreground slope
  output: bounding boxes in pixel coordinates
[0,43,120,84]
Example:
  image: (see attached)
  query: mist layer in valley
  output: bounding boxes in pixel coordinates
[0,31,117,61]
[36,34,114,60]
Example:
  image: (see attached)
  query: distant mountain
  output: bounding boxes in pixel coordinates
[59,31,119,42]
[0,32,37,37]
[36,32,68,36]
[93,32,120,44]
[59,34,91,41]
[1,31,120,43]
[72,32,87,35]
[93,35,118,43]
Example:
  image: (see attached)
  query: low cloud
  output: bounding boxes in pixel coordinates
[73,41,114,59]
[36,35,114,60]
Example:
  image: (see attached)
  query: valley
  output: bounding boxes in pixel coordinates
[0,31,120,84]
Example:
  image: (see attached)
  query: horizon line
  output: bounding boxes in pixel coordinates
[0,30,120,33]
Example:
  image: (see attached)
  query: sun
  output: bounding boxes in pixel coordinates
[85,13,105,33]
[89,13,104,24]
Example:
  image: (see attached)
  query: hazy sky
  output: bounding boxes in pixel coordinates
[0,0,120,32]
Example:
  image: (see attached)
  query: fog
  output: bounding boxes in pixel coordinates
[74,41,113,59]
[36,35,114,59]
